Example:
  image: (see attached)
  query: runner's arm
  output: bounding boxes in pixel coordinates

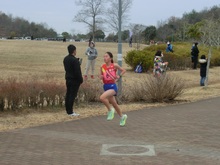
[114,63,126,78]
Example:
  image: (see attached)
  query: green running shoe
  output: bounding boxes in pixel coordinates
[107,108,115,120]
[120,114,127,126]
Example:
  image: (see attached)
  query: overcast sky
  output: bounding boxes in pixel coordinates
[0,0,219,35]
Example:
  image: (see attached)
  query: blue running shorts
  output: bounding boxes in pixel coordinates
[103,83,118,94]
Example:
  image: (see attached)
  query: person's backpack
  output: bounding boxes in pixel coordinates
[135,62,143,73]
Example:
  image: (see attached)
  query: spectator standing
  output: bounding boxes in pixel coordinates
[84,41,98,79]
[191,42,200,69]
[199,55,207,86]
[191,43,195,62]
[129,37,132,47]
[63,45,83,116]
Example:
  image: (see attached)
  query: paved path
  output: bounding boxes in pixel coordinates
[0,97,220,165]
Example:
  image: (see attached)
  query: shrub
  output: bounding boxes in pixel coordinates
[0,77,66,111]
[120,74,184,103]
[144,74,185,102]
[0,74,185,110]
[0,77,104,111]
[212,56,220,66]
[119,81,147,102]
[78,79,103,103]
[0,78,27,109]
[124,49,154,72]
[163,53,191,70]
[124,42,220,72]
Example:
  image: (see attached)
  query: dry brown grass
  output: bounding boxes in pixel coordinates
[0,40,220,132]
[0,40,134,81]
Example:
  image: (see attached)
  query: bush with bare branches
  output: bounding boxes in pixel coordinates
[121,74,185,103]
[77,79,103,103]
[0,74,184,111]
[0,77,66,110]
[145,74,185,102]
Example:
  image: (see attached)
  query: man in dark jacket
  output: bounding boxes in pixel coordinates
[191,42,199,69]
[63,44,83,116]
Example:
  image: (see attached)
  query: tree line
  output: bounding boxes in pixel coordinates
[0,12,57,39]
[106,5,220,45]
[155,5,220,45]
[73,0,219,46]
[1,2,219,45]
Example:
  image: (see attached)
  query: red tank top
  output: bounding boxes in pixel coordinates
[101,63,117,84]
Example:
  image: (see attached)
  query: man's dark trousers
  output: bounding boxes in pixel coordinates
[193,55,198,69]
[65,80,80,115]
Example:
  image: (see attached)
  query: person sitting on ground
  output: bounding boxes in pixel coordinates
[166,41,174,53]
[153,50,168,76]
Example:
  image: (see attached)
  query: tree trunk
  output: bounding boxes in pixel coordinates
[93,16,95,41]
[205,47,212,87]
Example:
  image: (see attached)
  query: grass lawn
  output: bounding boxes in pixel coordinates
[0,40,220,131]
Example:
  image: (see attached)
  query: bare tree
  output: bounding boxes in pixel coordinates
[105,0,133,32]
[129,24,146,50]
[74,0,106,41]
[156,20,174,41]
[179,20,190,41]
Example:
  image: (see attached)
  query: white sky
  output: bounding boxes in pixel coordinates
[0,0,219,35]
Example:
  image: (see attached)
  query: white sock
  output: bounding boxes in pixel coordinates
[110,107,114,111]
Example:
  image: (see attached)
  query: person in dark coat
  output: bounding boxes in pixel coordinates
[199,55,207,86]
[63,44,83,116]
[191,42,200,69]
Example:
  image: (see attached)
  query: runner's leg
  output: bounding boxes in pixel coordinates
[100,89,116,111]
[109,96,122,117]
